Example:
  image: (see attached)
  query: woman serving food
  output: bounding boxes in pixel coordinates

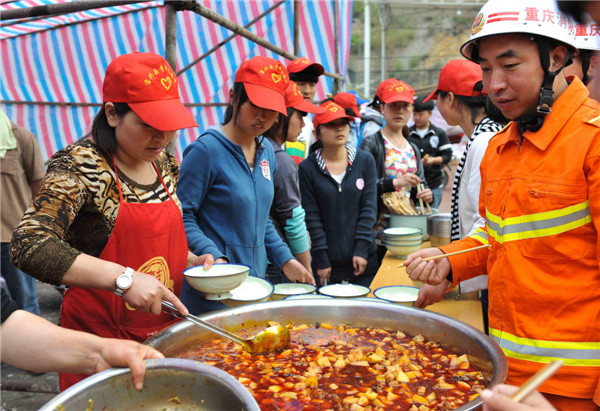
[10,52,212,390]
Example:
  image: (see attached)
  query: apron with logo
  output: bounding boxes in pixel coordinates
[59,157,187,391]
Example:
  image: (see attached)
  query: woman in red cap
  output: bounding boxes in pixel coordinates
[10,52,207,390]
[178,56,315,314]
[299,101,378,286]
[263,83,324,283]
[359,79,433,265]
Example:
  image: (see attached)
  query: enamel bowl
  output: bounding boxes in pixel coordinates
[271,283,317,301]
[374,285,420,306]
[183,263,250,300]
[222,276,274,307]
[318,283,371,299]
[384,241,423,258]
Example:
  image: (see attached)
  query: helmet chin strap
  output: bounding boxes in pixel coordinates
[516,38,571,134]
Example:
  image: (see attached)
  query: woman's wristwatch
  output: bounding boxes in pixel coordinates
[114,267,134,297]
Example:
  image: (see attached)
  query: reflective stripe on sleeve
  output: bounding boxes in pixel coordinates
[486,201,591,244]
[489,327,600,367]
[467,228,489,244]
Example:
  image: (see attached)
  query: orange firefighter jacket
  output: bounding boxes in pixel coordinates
[440,78,600,401]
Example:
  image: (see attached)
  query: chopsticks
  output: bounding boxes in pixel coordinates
[397,244,490,267]
[510,360,563,402]
[417,183,432,215]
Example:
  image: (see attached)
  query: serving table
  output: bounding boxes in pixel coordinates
[369,245,484,332]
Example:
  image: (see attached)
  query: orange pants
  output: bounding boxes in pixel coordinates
[544,393,599,411]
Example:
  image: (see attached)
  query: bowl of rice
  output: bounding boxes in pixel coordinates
[222,277,274,307]
[271,283,317,301]
[373,285,420,306]
[318,283,371,299]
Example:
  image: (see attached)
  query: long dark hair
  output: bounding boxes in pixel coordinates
[222,82,249,126]
[264,107,307,143]
[222,82,264,147]
[91,103,132,154]
[438,81,507,126]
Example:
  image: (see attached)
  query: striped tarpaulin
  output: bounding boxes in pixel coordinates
[1,0,353,162]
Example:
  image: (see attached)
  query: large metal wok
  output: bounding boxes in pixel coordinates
[147,299,507,411]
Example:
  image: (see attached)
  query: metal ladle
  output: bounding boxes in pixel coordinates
[161,300,291,354]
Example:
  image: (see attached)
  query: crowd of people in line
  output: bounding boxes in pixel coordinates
[1,0,599,410]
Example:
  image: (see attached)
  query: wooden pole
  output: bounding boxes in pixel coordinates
[178,1,342,81]
[332,0,340,94]
[164,2,178,155]
[293,0,300,56]
[1,0,149,20]
[177,1,286,76]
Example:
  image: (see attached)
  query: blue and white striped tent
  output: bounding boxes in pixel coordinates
[1,0,354,161]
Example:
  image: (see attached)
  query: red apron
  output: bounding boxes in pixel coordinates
[59,157,187,391]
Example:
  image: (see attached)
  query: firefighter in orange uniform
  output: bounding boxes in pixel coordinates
[405,0,600,409]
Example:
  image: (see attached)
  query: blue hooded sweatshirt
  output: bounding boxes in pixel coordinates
[177,127,294,313]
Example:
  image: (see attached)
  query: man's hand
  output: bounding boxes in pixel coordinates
[480,385,556,411]
[404,248,450,286]
[414,280,450,308]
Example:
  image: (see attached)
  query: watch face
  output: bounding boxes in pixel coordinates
[117,274,133,289]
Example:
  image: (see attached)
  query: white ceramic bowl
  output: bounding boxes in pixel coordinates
[383,227,423,242]
[374,285,420,305]
[284,294,333,301]
[184,264,250,300]
[222,276,274,307]
[384,237,424,246]
[385,241,422,258]
[271,283,317,301]
[318,283,371,299]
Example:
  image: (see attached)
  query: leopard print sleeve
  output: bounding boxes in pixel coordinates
[10,141,101,285]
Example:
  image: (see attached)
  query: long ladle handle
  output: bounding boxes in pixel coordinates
[161,300,247,346]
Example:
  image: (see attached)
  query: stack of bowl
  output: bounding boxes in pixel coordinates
[383,227,423,258]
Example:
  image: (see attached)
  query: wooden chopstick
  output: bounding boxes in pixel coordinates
[420,183,432,214]
[510,360,563,402]
[397,244,490,267]
[416,183,426,215]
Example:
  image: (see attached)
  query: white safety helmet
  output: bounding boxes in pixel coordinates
[461,0,577,132]
[572,22,600,52]
[461,0,576,61]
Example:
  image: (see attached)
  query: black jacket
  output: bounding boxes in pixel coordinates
[298,146,378,282]
[358,131,428,215]
[408,123,452,188]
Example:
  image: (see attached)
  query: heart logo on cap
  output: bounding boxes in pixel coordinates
[161,77,172,90]
[271,73,282,83]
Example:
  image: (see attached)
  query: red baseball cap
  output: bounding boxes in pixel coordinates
[102,52,198,131]
[285,83,325,114]
[424,59,484,102]
[333,92,361,117]
[375,78,398,100]
[379,80,415,105]
[312,101,354,129]
[287,57,325,76]
[234,56,289,115]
